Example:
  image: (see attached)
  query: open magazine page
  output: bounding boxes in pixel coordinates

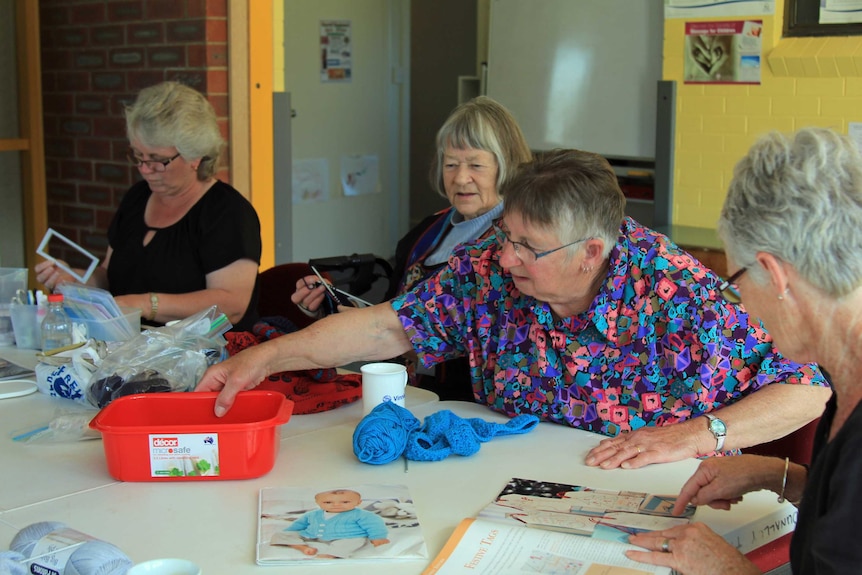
[423,517,672,575]
[257,483,428,565]
[478,478,694,544]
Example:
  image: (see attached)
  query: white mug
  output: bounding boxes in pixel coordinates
[361,362,408,415]
[126,558,201,575]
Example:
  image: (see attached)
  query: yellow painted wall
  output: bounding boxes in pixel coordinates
[664,0,862,228]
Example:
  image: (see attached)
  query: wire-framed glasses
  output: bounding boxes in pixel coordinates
[717,267,747,304]
[494,224,590,263]
[127,150,182,172]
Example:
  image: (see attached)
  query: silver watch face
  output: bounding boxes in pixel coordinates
[710,418,727,436]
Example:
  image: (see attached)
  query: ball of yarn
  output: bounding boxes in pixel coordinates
[0,551,27,575]
[65,540,133,575]
[353,402,420,464]
[10,521,66,556]
[10,522,132,575]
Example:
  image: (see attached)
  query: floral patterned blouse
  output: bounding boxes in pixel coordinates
[391,217,827,437]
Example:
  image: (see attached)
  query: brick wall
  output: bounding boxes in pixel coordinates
[664,4,862,228]
[39,0,229,268]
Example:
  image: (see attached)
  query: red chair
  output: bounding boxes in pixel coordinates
[257,263,330,330]
[746,416,821,466]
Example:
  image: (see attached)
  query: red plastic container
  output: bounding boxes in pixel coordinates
[89,391,293,481]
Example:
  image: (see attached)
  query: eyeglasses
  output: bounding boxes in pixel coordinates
[127,150,182,172]
[494,224,590,263]
[717,267,747,304]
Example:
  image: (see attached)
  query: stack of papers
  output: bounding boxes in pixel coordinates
[57,284,136,341]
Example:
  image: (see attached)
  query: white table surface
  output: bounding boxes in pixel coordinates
[0,391,790,573]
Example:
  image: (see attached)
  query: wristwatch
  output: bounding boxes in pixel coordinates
[705,413,727,451]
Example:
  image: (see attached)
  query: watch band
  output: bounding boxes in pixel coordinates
[148,292,159,322]
[705,413,726,452]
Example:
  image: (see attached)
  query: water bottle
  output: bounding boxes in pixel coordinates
[41,293,73,351]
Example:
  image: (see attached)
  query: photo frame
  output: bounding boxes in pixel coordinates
[36,228,99,284]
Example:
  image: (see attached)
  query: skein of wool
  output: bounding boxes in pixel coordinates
[0,551,26,575]
[10,521,132,575]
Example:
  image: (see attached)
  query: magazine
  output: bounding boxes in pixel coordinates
[478,477,695,544]
[423,517,672,575]
[422,478,696,575]
[0,358,33,381]
[256,483,428,565]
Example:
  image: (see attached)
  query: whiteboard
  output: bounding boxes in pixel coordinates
[487,0,664,160]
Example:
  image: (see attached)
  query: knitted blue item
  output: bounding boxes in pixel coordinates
[404,410,540,461]
[352,402,421,464]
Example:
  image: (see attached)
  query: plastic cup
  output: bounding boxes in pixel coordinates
[10,303,45,349]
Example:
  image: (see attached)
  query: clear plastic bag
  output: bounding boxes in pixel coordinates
[85,306,231,408]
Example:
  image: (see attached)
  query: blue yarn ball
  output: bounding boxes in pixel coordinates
[9,521,66,556]
[353,402,420,464]
[10,522,132,575]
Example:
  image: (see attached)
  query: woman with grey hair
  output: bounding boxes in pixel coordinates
[627,127,860,573]
[37,81,262,331]
[200,147,828,473]
[291,96,532,400]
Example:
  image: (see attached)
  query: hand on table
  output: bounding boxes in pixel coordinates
[585,423,701,469]
[625,523,759,575]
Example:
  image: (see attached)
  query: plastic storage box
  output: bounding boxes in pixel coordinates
[89,391,294,481]
[77,307,141,342]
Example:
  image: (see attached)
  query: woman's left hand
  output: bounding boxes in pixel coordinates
[625,523,760,575]
[584,423,701,469]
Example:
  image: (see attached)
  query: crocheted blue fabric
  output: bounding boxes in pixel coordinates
[352,402,540,464]
[404,410,540,461]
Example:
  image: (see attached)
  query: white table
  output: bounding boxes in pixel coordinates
[0,395,792,574]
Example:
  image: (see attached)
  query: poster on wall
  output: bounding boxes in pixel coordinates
[684,20,762,84]
[292,158,329,205]
[665,0,773,18]
[341,155,379,197]
[820,0,862,23]
[320,20,352,82]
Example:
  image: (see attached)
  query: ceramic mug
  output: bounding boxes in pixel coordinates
[360,362,408,415]
[126,558,201,575]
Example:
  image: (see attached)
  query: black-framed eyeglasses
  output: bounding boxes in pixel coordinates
[717,267,747,304]
[127,150,182,172]
[494,224,590,264]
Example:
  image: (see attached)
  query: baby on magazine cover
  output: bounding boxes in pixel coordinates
[270,489,390,558]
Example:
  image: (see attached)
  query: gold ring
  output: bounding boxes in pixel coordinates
[661,538,670,553]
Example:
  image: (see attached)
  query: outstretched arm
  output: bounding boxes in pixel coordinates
[586,382,830,469]
[196,302,412,416]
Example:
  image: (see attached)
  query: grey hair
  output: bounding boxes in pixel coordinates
[502,149,626,258]
[125,81,223,180]
[430,96,533,198]
[718,127,862,296]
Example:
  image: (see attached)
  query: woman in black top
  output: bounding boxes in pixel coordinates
[625,128,861,574]
[37,81,261,331]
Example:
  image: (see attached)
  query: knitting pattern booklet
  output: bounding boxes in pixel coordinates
[422,478,691,575]
[478,477,695,542]
[257,483,428,565]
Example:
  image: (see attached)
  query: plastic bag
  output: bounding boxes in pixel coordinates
[34,340,109,406]
[85,306,231,408]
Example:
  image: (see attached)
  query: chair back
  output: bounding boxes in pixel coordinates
[257,263,328,330]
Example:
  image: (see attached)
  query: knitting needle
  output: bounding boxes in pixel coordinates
[404,456,409,473]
